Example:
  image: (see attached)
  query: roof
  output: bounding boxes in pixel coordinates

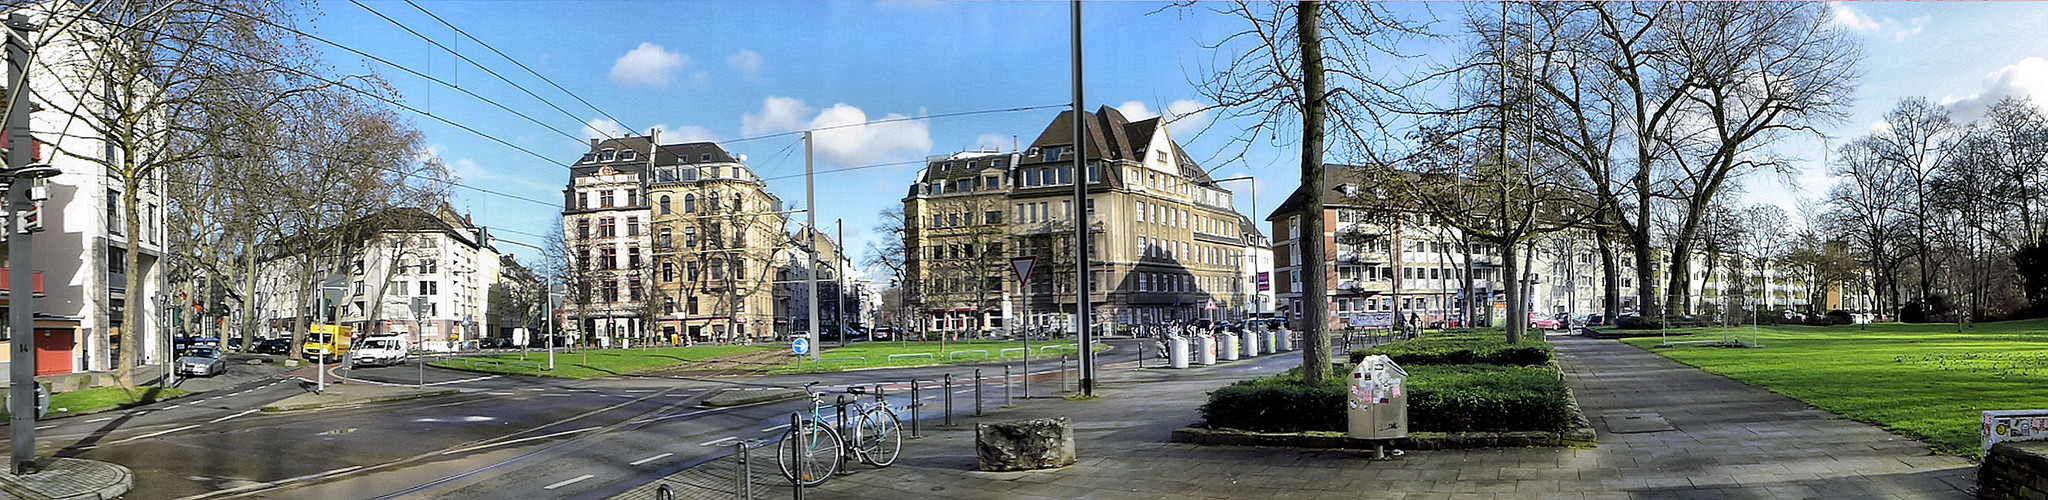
[571,135,741,180]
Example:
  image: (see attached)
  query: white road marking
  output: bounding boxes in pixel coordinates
[108,424,200,445]
[84,417,112,423]
[165,405,181,409]
[439,426,599,456]
[34,425,53,430]
[541,394,573,397]
[487,392,516,396]
[698,436,737,447]
[955,389,973,394]
[760,424,791,433]
[629,452,673,466]
[542,474,593,490]
[630,408,714,425]
[209,409,259,424]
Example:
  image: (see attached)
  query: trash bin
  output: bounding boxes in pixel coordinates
[1278,329,1294,351]
[1264,330,1278,353]
[1219,332,1240,361]
[1242,331,1260,357]
[1347,354,1408,440]
[1168,336,1190,369]
[1196,334,1216,366]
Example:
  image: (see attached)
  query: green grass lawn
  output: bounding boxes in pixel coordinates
[1619,320,2048,457]
[770,340,1105,374]
[2,386,193,420]
[430,345,770,379]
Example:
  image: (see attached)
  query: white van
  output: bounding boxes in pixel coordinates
[350,335,409,368]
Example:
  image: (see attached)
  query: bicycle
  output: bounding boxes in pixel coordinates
[842,385,902,467]
[777,382,844,487]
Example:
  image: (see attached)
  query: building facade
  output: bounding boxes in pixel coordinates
[253,204,503,352]
[564,137,655,346]
[903,107,1261,336]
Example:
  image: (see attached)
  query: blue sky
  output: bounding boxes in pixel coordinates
[309,1,2048,278]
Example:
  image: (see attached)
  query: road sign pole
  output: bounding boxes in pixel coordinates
[1011,256,1036,398]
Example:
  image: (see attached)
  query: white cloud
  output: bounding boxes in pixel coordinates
[1829,3,1927,41]
[741,96,932,166]
[1829,3,1881,32]
[665,125,720,143]
[608,42,690,88]
[1114,99,1213,137]
[727,49,766,81]
[975,134,1009,151]
[583,118,628,140]
[1940,57,2048,122]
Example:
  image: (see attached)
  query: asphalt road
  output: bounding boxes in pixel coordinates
[4,337,1171,499]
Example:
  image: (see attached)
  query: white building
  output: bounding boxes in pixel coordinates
[2,3,168,376]
[253,204,503,352]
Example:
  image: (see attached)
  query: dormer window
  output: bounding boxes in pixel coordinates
[600,149,616,161]
[579,154,595,163]
[701,153,712,161]
[620,150,637,161]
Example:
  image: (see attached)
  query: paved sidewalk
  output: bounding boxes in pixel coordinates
[647,335,1980,499]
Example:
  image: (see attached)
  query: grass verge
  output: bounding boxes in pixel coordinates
[429,345,770,379]
[1620,319,2048,458]
[2,386,193,419]
[768,340,1108,374]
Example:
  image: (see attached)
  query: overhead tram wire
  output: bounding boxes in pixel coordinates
[401,0,635,139]
[718,103,1071,145]
[350,0,634,142]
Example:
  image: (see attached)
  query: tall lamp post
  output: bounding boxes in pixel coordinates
[6,11,55,475]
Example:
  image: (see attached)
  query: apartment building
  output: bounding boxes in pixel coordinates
[646,143,787,343]
[564,137,656,346]
[903,106,1260,336]
[253,204,503,352]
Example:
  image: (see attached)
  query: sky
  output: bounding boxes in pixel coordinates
[307,1,2048,281]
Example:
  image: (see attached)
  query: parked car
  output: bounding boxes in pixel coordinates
[177,347,226,377]
[350,335,410,368]
[252,338,292,355]
[871,327,899,341]
[1530,314,1561,330]
[478,338,514,349]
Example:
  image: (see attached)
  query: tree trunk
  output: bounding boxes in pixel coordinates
[1502,239,1524,344]
[1296,0,1332,384]
[1596,229,1619,321]
[116,177,146,388]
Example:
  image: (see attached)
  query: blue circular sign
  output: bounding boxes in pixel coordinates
[792,338,811,355]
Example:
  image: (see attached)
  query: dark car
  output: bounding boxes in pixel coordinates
[871,327,899,341]
[479,338,513,349]
[252,338,292,355]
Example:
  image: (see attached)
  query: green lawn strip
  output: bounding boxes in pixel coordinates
[1620,320,2048,458]
[2,386,194,420]
[429,345,770,379]
[768,340,1109,374]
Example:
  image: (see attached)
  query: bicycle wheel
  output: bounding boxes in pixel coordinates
[855,409,903,467]
[776,420,843,487]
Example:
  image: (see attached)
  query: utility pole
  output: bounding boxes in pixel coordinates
[836,218,846,347]
[1070,0,1095,396]
[804,131,820,361]
[5,11,36,475]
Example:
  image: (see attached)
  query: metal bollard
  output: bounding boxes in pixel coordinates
[1060,355,1069,393]
[943,373,954,427]
[1003,365,1012,407]
[734,441,749,499]
[909,380,922,438]
[788,412,805,499]
[974,369,984,416]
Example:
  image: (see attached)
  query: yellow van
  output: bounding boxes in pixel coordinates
[303,325,354,362]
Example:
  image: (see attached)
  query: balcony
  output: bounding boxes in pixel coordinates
[0,268,44,297]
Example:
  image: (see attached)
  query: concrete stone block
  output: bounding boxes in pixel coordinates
[977,417,1076,471]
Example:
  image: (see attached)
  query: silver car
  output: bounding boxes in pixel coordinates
[177,347,226,377]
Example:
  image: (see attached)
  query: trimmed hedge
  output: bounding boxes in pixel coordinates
[1198,369,1345,433]
[1406,364,1573,433]
[1348,331,1552,367]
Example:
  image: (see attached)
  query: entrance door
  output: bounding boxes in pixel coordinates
[35,328,74,376]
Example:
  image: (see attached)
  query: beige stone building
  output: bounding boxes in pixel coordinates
[644,141,787,343]
[903,107,1259,336]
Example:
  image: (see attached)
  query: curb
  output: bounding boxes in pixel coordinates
[259,388,461,413]
[1169,426,1594,450]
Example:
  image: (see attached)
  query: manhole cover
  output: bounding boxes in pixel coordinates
[1601,412,1676,434]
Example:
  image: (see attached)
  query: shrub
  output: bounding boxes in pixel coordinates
[1198,369,1345,433]
[1823,309,1853,326]
[1407,364,1574,433]
[1347,331,1552,367]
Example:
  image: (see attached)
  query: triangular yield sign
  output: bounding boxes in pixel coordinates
[1010,256,1038,285]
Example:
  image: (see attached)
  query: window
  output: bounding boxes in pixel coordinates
[662,262,674,282]
[733,258,746,279]
[420,281,438,295]
[621,150,637,161]
[601,280,618,302]
[107,189,122,234]
[575,248,589,271]
[1057,166,1070,184]
[731,193,742,212]
[626,189,639,207]
[950,213,960,226]
[628,280,643,302]
[710,260,725,280]
[1136,201,1145,222]
[628,246,642,268]
[600,149,616,161]
[658,228,673,247]
[688,296,699,315]
[985,175,999,188]
[600,247,617,270]
[1087,164,1098,183]
[1060,200,1071,220]
[685,227,698,247]
[627,217,641,236]
[579,192,590,210]
[601,190,615,208]
[701,153,712,162]
[577,220,591,239]
[659,196,672,215]
[684,194,697,213]
[598,217,617,237]
[421,259,438,274]
[985,211,1003,224]
[688,261,701,280]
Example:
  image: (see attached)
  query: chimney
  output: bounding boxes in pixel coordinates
[590,138,600,149]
